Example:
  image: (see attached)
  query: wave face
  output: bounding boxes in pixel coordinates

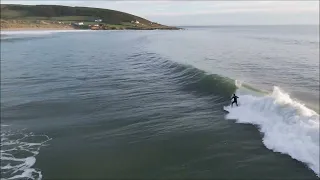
[141,56,320,177]
[1,128,51,180]
[168,60,320,176]
[162,62,237,98]
[224,86,320,176]
[125,52,238,100]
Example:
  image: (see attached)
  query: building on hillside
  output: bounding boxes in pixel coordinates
[91,24,105,30]
[131,20,140,24]
[72,22,84,26]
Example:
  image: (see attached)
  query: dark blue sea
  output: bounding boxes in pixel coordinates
[1,25,319,179]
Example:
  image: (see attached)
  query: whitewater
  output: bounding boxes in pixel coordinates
[0,130,51,180]
[224,84,319,176]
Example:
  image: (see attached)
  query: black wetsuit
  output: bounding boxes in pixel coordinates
[231,95,239,107]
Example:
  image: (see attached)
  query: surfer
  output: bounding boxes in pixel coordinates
[231,94,239,107]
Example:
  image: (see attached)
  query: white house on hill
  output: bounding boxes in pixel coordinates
[131,20,140,24]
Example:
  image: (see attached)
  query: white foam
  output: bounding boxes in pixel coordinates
[1,131,51,180]
[224,86,319,176]
[235,79,243,88]
[0,30,91,41]
[0,29,90,35]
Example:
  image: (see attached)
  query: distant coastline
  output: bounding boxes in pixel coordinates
[1,20,75,31]
[1,28,75,31]
[0,20,181,31]
[1,4,181,31]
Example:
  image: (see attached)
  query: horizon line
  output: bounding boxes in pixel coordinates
[175,24,319,26]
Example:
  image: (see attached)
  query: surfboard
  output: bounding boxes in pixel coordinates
[223,106,230,112]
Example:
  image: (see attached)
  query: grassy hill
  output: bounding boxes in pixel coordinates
[0,4,180,30]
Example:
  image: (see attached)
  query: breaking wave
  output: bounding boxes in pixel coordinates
[224,85,319,176]
[161,60,319,177]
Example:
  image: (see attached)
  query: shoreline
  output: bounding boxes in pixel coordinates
[1,21,181,31]
[1,27,76,31]
[1,27,182,31]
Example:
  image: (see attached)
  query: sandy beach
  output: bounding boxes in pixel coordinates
[0,19,76,31]
[1,27,76,31]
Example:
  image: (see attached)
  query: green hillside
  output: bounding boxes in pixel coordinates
[1,4,151,23]
[0,4,180,30]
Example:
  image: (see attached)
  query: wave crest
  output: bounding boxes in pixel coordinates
[224,86,319,176]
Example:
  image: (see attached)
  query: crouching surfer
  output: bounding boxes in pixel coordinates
[231,94,239,107]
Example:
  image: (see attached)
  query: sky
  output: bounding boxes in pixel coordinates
[1,1,319,25]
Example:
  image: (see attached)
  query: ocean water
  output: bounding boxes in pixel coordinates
[1,26,319,179]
